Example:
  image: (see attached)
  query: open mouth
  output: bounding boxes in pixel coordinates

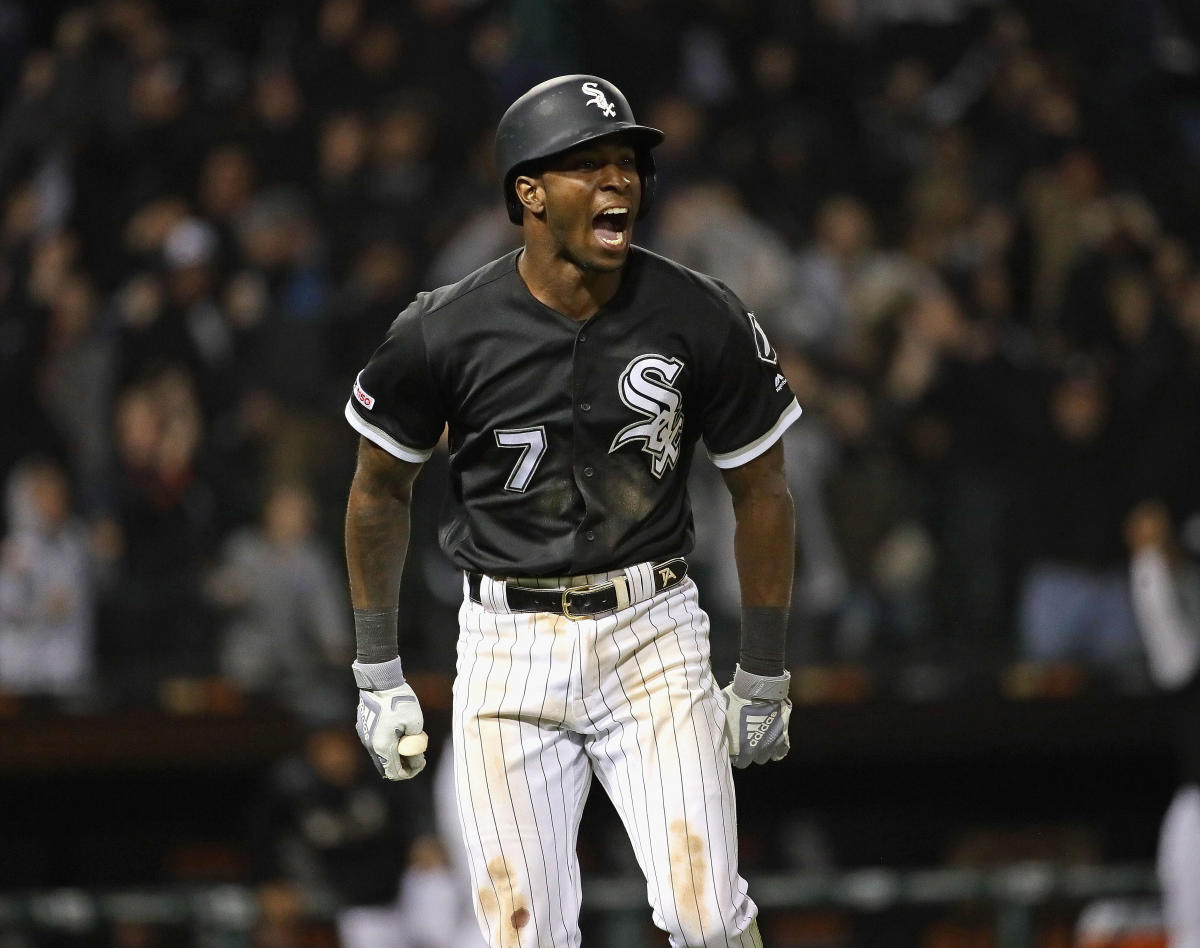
[593,207,630,248]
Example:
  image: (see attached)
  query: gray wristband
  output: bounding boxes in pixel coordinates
[731,663,791,701]
[352,656,406,691]
[354,607,399,664]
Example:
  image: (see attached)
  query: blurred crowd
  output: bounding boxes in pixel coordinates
[2,0,1200,705]
[3,0,1200,944]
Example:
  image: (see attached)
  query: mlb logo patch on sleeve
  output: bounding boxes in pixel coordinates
[354,372,375,410]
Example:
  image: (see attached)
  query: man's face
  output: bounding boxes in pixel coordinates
[536,135,641,271]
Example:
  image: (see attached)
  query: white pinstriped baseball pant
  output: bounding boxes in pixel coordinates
[452,566,763,948]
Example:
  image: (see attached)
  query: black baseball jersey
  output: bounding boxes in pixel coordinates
[345,246,802,576]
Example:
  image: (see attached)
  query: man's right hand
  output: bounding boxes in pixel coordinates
[352,658,426,780]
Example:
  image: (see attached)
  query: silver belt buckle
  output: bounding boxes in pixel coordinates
[561,580,611,621]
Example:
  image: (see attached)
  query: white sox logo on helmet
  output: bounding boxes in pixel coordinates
[581,81,617,117]
[610,354,685,478]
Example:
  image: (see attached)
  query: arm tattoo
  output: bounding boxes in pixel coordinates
[345,441,422,643]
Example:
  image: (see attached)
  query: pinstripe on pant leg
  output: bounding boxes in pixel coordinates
[453,599,590,948]
[585,579,762,947]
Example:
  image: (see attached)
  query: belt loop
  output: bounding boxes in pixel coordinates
[481,575,510,613]
[611,575,630,611]
[623,562,654,602]
[639,562,656,599]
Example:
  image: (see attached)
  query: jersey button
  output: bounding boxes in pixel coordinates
[584,530,596,541]
[578,332,588,343]
[583,466,595,478]
[580,401,591,412]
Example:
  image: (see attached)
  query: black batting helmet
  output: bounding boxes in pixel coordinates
[495,75,665,225]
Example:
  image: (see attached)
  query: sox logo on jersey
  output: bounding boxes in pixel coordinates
[610,354,685,477]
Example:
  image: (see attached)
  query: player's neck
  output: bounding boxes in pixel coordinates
[517,246,623,322]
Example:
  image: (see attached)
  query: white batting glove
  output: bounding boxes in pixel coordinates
[722,664,792,768]
[353,658,427,781]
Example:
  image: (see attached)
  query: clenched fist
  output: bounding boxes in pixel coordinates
[352,658,427,780]
[722,664,792,768]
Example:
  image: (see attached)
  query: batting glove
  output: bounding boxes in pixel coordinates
[722,664,792,768]
[353,658,426,781]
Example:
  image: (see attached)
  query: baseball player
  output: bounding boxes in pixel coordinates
[344,74,801,947]
[1126,501,1200,948]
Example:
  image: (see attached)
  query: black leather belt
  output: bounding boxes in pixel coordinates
[467,558,688,619]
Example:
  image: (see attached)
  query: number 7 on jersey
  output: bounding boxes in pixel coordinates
[495,426,547,492]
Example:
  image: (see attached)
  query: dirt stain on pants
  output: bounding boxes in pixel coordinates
[477,854,530,948]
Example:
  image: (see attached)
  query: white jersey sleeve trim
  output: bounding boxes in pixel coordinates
[708,399,803,469]
[344,401,435,464]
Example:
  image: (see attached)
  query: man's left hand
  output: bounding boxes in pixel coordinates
[722,664,791,768]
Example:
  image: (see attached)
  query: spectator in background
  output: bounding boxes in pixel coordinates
[0,457,96,696]
[775,343,850,664]
[653,178,794,331]
[36,269,116,515]
[160,216,237,417]
[298,0,368,117]
[638,92,712,208]
[99,371,218,687]
[1126,501,1200,948]
[194,143,258,275]
[363,91,439,258]
[780,194,920,359]
[205,480,350,710]
[232,186,338,488]
[422,124,518,288]
[327,234,419,385]
[905,276,1040,663]
[115,221,205,395]
[251,718,437,948]
[818,367,936,661]
[1019,147,1108,331]
[0,183,64,498]
[0,0,1196,705]
[859,56,939,210]
[313,108,374,278]
[243,60,313,191]
[1016,360,1140,669]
